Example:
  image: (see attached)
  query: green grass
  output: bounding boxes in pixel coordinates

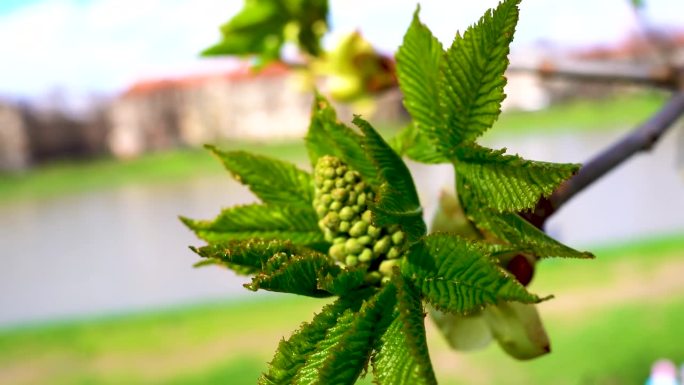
[487,91,668,138]
[532,232,684,291]
[0,140,306,204]
[440,297,684,385]
[1,234,682,385]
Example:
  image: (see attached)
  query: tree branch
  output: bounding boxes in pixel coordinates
[507,59,679,90]
[522,91,684,228]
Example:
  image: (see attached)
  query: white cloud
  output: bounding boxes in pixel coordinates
[0,0,681,99]
[0,0,241,98]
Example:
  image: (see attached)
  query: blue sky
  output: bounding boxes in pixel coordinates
[0,0,682,100]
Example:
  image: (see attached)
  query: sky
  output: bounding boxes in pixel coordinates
[0,0,682,100]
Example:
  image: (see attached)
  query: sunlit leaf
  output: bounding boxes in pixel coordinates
[441,0,520,148]
[354,116,426,242]
[395,7,445,153]
[404,234,542,314]
[373,273,437,385]
[207,147,314,207]
[455,144,579,212]
[305,93,379,187]
[180,204,326,249]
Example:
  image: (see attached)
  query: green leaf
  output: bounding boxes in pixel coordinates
[314,283,397,384]
[260,296,364,385]
[390,124,449,164]
[203,0,328,61]
[203,0,287,61]
[353,116,426,242]
[288,287,380,384]
[305,93,379,187]
[455,144,579,212]
[467,206,594,259]
[404,233,542,314]
[440,0,520,147]
[291,307,359,385]
[395,7,445,153]
[246,253,336,297]
[207,146,314,207]
[190,239,301,274]
[317,267,368,296]
[180,204,326,249]
[292,0,329,56]
[373,274,437,385]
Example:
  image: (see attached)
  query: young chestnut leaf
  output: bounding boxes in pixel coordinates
[206,146,314,208]
[372,272,437,385]
[180,204,325,249]
[403,233,544,314]
[183,0,599,382]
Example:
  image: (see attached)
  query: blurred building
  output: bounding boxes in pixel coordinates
[0,102,29,172]
[4,31,684,169]
[106,63,408,159]
[0,100,108,172]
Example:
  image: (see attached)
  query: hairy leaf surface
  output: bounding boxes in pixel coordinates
[373,274,437,385]
[314,283,397,384]
[354,116,426,242]
[207,147,314,207]
[305,93,379,186]
[180,204,325,248]
[455,144,579,212]
[390,124,449,164]
[246,254,336,297]
[404,234,541,314]
[317,267,367,296]
[468,207,593,259]
[190,239,302,273]
[441,0,520,147]
[396,8,445,152]
[259,296,364,385]
[289,288,381,385]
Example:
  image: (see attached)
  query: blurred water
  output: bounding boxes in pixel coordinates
[0,128,682,328]
[0,177,260,327]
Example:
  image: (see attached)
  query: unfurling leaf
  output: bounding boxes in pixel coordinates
[483,301,551,360]
[373,273,437,385]
[461,196,594,259]
[441,0,520,148]
[429,306,493,351]
[191,239,301,273]
[390,124,449,164]
[315,284,397,384]
[246,254,336,297]
[180,204,326,249]
[455,144,579,212]
[207,147,314,207]
[305,93,379,186]
[259,296,364,385]
[354,116,426,242]
[396,7,445,154]
[403,234,542,314]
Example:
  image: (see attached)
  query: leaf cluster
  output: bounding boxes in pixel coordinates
[183,0,594,383]
[394,1,594,260]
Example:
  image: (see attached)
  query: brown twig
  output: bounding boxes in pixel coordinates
[522,91,684,228]
[507,60,679,90]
